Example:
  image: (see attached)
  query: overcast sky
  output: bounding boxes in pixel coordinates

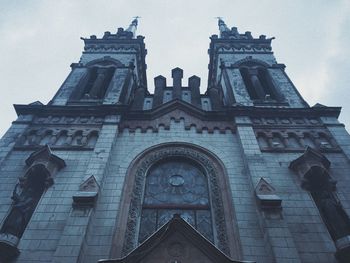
[0,0,349,137]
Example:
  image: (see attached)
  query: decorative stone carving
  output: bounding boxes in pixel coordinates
[120,106,235,134]
[255,178,282,210]
[0,146,65,261]
[251,117,321,126]
[290,147,350,262]
[122,146,230,256]
[16,128,100,150]
[33,115,104,125]
[255,129,339,152]
[72,175,99,208]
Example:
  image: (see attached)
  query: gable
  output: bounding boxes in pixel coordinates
[99,215,254,263]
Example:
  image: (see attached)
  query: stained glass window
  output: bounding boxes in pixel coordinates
[138,159,214,243]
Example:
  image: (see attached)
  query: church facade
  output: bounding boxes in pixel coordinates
[0,18,350,263]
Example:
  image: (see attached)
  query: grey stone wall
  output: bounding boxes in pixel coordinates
[0,149,93,262]
[51,68,87,106]
[79,119,272,263]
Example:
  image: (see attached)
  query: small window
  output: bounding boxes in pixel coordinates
[163,91,172,103]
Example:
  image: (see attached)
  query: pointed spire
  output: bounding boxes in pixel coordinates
[215,17,239,39]
[216,17,230,38]
[125,16,140,38]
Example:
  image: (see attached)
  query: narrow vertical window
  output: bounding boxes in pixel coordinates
[240,64,279,101]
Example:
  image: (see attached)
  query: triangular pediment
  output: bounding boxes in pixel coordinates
[120,99,235,133]
[255,178,282,210]
[98,215,254,263]
[255,177,276,195]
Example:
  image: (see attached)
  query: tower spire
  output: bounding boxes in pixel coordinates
[216,17,230,38]
[125,16,140,38]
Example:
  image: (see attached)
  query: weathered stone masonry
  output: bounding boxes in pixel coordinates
[1,18,350,263]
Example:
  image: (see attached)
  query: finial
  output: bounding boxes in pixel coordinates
[215,17,230,37]
[126,16,140,38]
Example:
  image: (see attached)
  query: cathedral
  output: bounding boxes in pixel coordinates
[0,18,350,263]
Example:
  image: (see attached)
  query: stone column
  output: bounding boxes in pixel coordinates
[249,69,265,99]
[89,68,107,99]
[103,68,129,105]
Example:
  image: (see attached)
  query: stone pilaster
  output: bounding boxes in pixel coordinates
[52,115,120,262]
[235,116,301,263]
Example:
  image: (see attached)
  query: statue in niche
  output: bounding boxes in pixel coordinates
[0,174,45,238]
[312,189,350,241]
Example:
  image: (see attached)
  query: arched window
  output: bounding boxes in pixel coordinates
[70,61,118,101]
[303,133,317,148]
[116,145,239,258]
[287,132,302,148]
[239,64,280,101]
[81,67,115,100]
[271,132,285,148]
[139,158,213,243]
[257,132,269,149]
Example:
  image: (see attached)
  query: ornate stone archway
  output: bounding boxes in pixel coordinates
[111,143,241,259]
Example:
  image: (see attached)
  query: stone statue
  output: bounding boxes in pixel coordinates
[315,190,350,240]
[0,183,41,238]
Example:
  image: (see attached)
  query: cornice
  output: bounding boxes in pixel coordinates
[13,103,341,121]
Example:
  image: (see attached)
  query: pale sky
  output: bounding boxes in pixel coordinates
[0,0,350,137]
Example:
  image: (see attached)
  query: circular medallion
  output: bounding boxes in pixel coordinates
[167,242,184,257]
[169,175,184,187]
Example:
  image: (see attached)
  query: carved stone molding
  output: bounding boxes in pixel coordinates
[255,128,340,153]
[216,44,272,53]
[23,145,66,187]
[290,147,350,261]
[120,108,235,134]
[0,146,65,261]
[251,116,322,126]
[289,147,335,191]
[255,178,282,211]
[121,146,230,256]
[73,175,99,208]
[33,115,104,125]
[15,127,100,150]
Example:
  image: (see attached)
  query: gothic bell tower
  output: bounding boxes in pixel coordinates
[207,18,307,108]
[51,18,147,106]
[1,17,350,263]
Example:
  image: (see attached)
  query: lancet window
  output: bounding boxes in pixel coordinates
[239,64,280,101]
